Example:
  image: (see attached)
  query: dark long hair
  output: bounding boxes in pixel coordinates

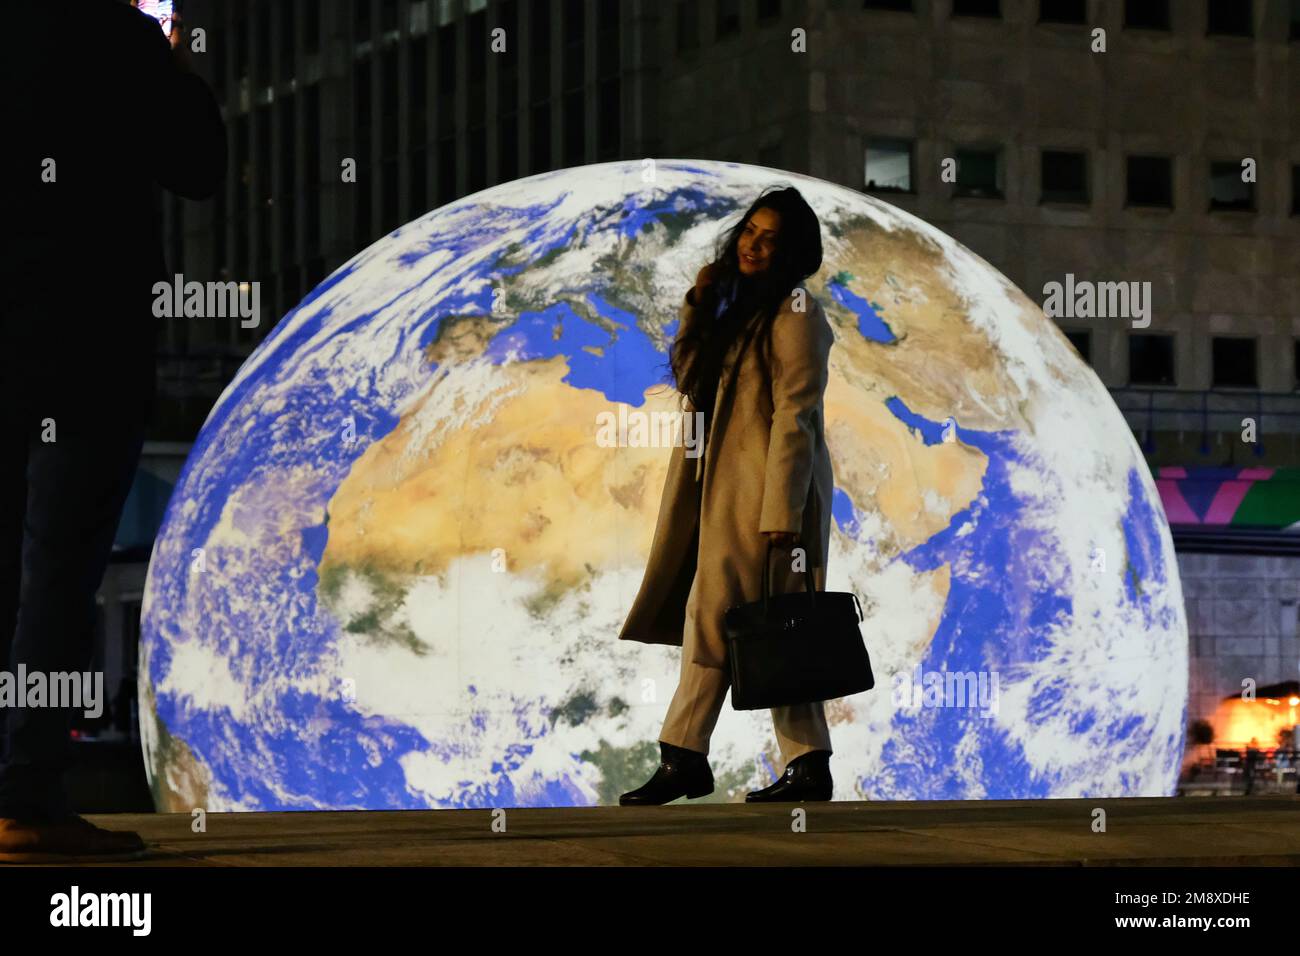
[667,185,824,418]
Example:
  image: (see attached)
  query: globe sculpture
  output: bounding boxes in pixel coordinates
[140,159,1188,810]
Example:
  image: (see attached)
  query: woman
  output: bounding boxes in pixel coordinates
[617,186,836,804]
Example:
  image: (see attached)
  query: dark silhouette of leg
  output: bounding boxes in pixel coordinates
[0,412,145,820]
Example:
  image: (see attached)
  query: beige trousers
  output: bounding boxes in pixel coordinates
[658,569,832,764]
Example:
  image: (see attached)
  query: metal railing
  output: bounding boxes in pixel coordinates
[1109,387,1300,452]
[1179,747,1300,795]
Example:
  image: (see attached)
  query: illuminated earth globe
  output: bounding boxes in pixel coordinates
[140,159,1188,810]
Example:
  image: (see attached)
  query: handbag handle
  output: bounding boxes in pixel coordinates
[760,537,817,617]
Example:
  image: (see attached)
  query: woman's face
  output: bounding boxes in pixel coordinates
[737,207,781,276]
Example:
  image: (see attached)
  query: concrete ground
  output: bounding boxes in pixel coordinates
[47,794,1300,866]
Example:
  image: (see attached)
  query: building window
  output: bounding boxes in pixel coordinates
[1039,0,1086,24]
[412,35,428,149]
[562,0,582,92]
[437,19,458,196]
[304,0,320,56]
[864,137,913,192]
[381,54,400,224]
[352,60,372,246]
[1209,161,1254,212]
[1207,0,1252,37]
[1064,330,1091,365]
[468,10,488,193]
[952,0,1000,17]
[597,0,621,161]
[256,0,272,89]
[1126,155,1173,208]
[562,0,584,168]
[280,270,299,319]
[438,22,456,95]
[561,92,582,167]
[353,0,371,43]
[953,147,1002,199]
[1040,149,1088,203]
[497,0,519,181]
[278,95,297,257]
[381,0,399,34]
[306,257,326,292]
[438,134,456,205]
[530,104,550,174]
[863,0,913,10]
[382,156,399,233]
[1295,339,1300,389]
[676,0,699,51]
[468,128,486,194]
[596,6,620,80]
[233,113,249,274]
[254,104,271,276]
[757,0,782,22]
[1290,0,1300,40]
[1212,337,1257,388]
[1292,164,1300,215]
[411,145,428,214]
[529,0,551,174]
[278,0,296,84]
[304,85,321,254]
[1129,334,1175,386]
[469,11,487,85]
[717,0,741,39]
[530,0,551,95]
[235,13,249,81]
[1124,0,1169,30]
[436,22,457,199]
[596,78,620,161]
[380,52,399,156]
[563,90,583,167]
[410,0,429,32]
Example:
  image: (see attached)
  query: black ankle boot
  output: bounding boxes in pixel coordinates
[744,750,833,803]
[619,741,714,805]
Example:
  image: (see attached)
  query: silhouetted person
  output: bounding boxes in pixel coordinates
[1294,725,1300,794]
[1244,737,1260,796]
[0,0,226,862]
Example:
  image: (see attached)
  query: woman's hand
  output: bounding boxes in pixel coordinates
[764,531,799,549]
[169,14,194,72]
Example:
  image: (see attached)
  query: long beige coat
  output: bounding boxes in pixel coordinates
[618,282,836,669]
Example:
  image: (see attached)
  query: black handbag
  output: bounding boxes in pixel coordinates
[722,532,875,710]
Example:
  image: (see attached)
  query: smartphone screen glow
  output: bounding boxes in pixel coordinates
[134,0,175,38]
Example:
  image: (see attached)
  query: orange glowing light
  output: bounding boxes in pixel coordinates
[1213,696,1296,749]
